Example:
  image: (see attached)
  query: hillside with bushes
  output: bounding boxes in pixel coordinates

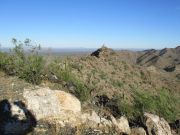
[0,39,179,135]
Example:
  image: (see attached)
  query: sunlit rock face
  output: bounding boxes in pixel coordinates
[23,87,81,120]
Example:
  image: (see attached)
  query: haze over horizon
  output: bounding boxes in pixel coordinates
[0,0,180,49]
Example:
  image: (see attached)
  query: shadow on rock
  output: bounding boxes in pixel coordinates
[0,99,37,135]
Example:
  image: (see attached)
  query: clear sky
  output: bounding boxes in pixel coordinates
[0,0,180,49]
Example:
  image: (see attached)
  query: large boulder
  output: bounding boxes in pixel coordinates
[144,113,172,135]
[23,87,81,120]
[22,87,131,134]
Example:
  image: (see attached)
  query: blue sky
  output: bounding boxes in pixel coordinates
[0,0,180,49]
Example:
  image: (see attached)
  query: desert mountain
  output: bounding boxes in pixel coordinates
[136,46,180,72]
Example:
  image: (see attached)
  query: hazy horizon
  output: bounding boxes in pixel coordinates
[0,0,180,49]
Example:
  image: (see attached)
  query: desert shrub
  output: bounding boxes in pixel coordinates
[107,94,138,120]
[111,80,124,88]
[133,89,179,122]
[0,52,9,71]
[48,59,91,102]
[19,55,44,84]
[0,38,44,84]
[109,88,178,125]
[99,71,107,80]
[73,79,92,102]
[48,59,72,82]
[70,62,83,72]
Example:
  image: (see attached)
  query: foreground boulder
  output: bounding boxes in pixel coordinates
[23,87,131,134]
[23,87,81,120]
[144,113,172,135]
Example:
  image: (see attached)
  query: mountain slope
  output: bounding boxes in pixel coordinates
[137,46,180,72]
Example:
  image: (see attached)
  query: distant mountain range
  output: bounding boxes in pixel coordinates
[0,47,146,53]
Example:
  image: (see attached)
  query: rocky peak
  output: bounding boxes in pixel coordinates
[91,45,116,58]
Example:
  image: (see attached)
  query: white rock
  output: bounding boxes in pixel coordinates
[23,87,81,120]
[144,113,172,135]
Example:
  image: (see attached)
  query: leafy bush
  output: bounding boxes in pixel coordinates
[20,55,44,84]
[0,38,44,84]
[0,52,9,71]
[133,89,179,122]
[109,88,179,124]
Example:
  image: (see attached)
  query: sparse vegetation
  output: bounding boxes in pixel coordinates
[48,58,91,102]
[111,79,124,88]
[99,71,107,80]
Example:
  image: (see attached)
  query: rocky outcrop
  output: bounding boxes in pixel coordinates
[23,87,131,134]
[144,113,172,135]
[91,46,116,58]
[23,87,81,120]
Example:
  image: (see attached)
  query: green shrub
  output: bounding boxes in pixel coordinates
[108,94,138,120]
[109,88,179,124]
[20,55,44,84]
[48,59,72,82]
[0,38,44,84]
[0,52,9,70]
[73,79,91,102]
[134,89,179,122]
